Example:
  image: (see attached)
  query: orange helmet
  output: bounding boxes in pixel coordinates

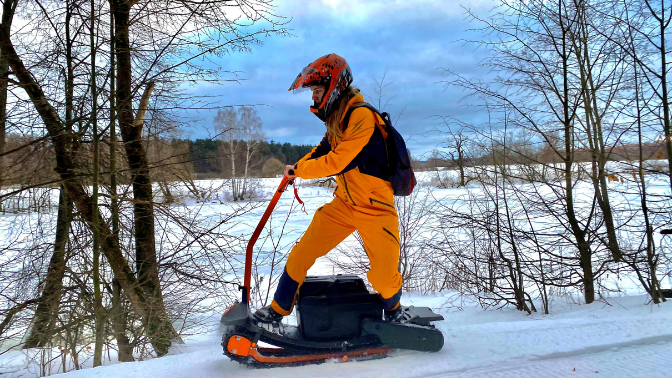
[288,53,353,121]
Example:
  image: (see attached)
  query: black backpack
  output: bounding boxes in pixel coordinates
[342,103,416,196]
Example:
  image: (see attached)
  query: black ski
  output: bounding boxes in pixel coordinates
[361,319,444,352]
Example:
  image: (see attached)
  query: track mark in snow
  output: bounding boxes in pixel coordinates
[416,335,672,378]
[531,334,672,361]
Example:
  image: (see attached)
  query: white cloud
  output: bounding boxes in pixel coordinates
[188,0,496,156]
[265,127,297,138]
[279,0,494,23]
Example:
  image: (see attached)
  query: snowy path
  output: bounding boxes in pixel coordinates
[423,339,671,377]
[36,294,670,378]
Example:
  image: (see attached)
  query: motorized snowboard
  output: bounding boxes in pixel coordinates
[221,177,444,367]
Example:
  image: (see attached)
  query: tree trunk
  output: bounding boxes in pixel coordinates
[112,0,179,354]
[458,149,465,187]
[0,15,176,356]
[499,127,531,314]
[24,187,72,348]
[558,3,594,304]
[633,49,665,304]
[112,278,135,361]
[570,6,622,262]
[108,4,132,359]
[653,0,672,193]
[0,0,16,211]
[90,0,104,365]
[24,0,75,346]
[230,142,237,200]
[158,181,174,204]
[242,143,251,199]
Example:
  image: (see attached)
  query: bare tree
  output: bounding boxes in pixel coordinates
[443,0,607,304]
[0,0,288,363]
[24,0,84,348]
[433,0,672,311]
[0,0,16,204]
[214,106,265,201]
[433,117,474,187]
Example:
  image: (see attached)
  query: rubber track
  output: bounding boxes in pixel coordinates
[223,327,388,368]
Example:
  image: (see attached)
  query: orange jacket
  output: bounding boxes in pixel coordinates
[293,93,397,216]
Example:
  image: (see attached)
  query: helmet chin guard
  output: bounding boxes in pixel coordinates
[288,53,353,121]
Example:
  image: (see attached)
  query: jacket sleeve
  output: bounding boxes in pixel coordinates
[293,108,376,179]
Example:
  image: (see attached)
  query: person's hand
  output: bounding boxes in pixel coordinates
[284,165,296,179]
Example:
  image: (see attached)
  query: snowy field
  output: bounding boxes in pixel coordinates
[3,293,669,378]
[1,170,671,377]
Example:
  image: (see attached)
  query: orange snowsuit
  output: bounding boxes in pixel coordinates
[270,93,402,315]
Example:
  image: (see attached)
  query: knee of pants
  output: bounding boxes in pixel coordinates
[284,205,354,282]
[285,251,315,279]
[366,269,402,300]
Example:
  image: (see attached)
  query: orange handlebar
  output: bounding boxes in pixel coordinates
[242,176,293,303]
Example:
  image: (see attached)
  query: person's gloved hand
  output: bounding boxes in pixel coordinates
[284,164,296,179]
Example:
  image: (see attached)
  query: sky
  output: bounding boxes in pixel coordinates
[185,0,494,158]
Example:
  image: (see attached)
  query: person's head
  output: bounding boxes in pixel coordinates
[288,53,353,122]
[310,85,326,104]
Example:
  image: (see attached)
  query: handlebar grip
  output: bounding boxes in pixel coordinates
[661,229,672,235]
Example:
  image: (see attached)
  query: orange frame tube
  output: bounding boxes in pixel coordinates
[243,176,293,303]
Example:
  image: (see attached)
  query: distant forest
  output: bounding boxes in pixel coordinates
[0,135,316,186]
[186,139,314,175]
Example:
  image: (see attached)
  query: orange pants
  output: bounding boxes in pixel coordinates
[270,196,402,315]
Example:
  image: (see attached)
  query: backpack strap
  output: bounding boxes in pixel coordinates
[341,102,392,173]
[341,103,388,138]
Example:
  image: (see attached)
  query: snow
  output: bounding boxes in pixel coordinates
[5,293,667,378]
[1,172,671,377]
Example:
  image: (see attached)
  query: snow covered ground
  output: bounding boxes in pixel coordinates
[5,293,668,378]
[1,173,671,377]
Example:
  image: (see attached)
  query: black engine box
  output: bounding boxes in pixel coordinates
[297,275,383,340]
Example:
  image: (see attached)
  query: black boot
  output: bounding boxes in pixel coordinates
[253,305,283,323]
[384,306,409,323]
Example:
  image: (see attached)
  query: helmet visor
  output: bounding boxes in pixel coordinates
[292,86,311,94]
[288,66,319,93]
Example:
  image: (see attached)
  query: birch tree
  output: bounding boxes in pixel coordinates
[215,106,265,201]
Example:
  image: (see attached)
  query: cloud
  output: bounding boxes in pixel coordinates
[284,0,494,23]
[185,0,495,156]
[265,127,296,138]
